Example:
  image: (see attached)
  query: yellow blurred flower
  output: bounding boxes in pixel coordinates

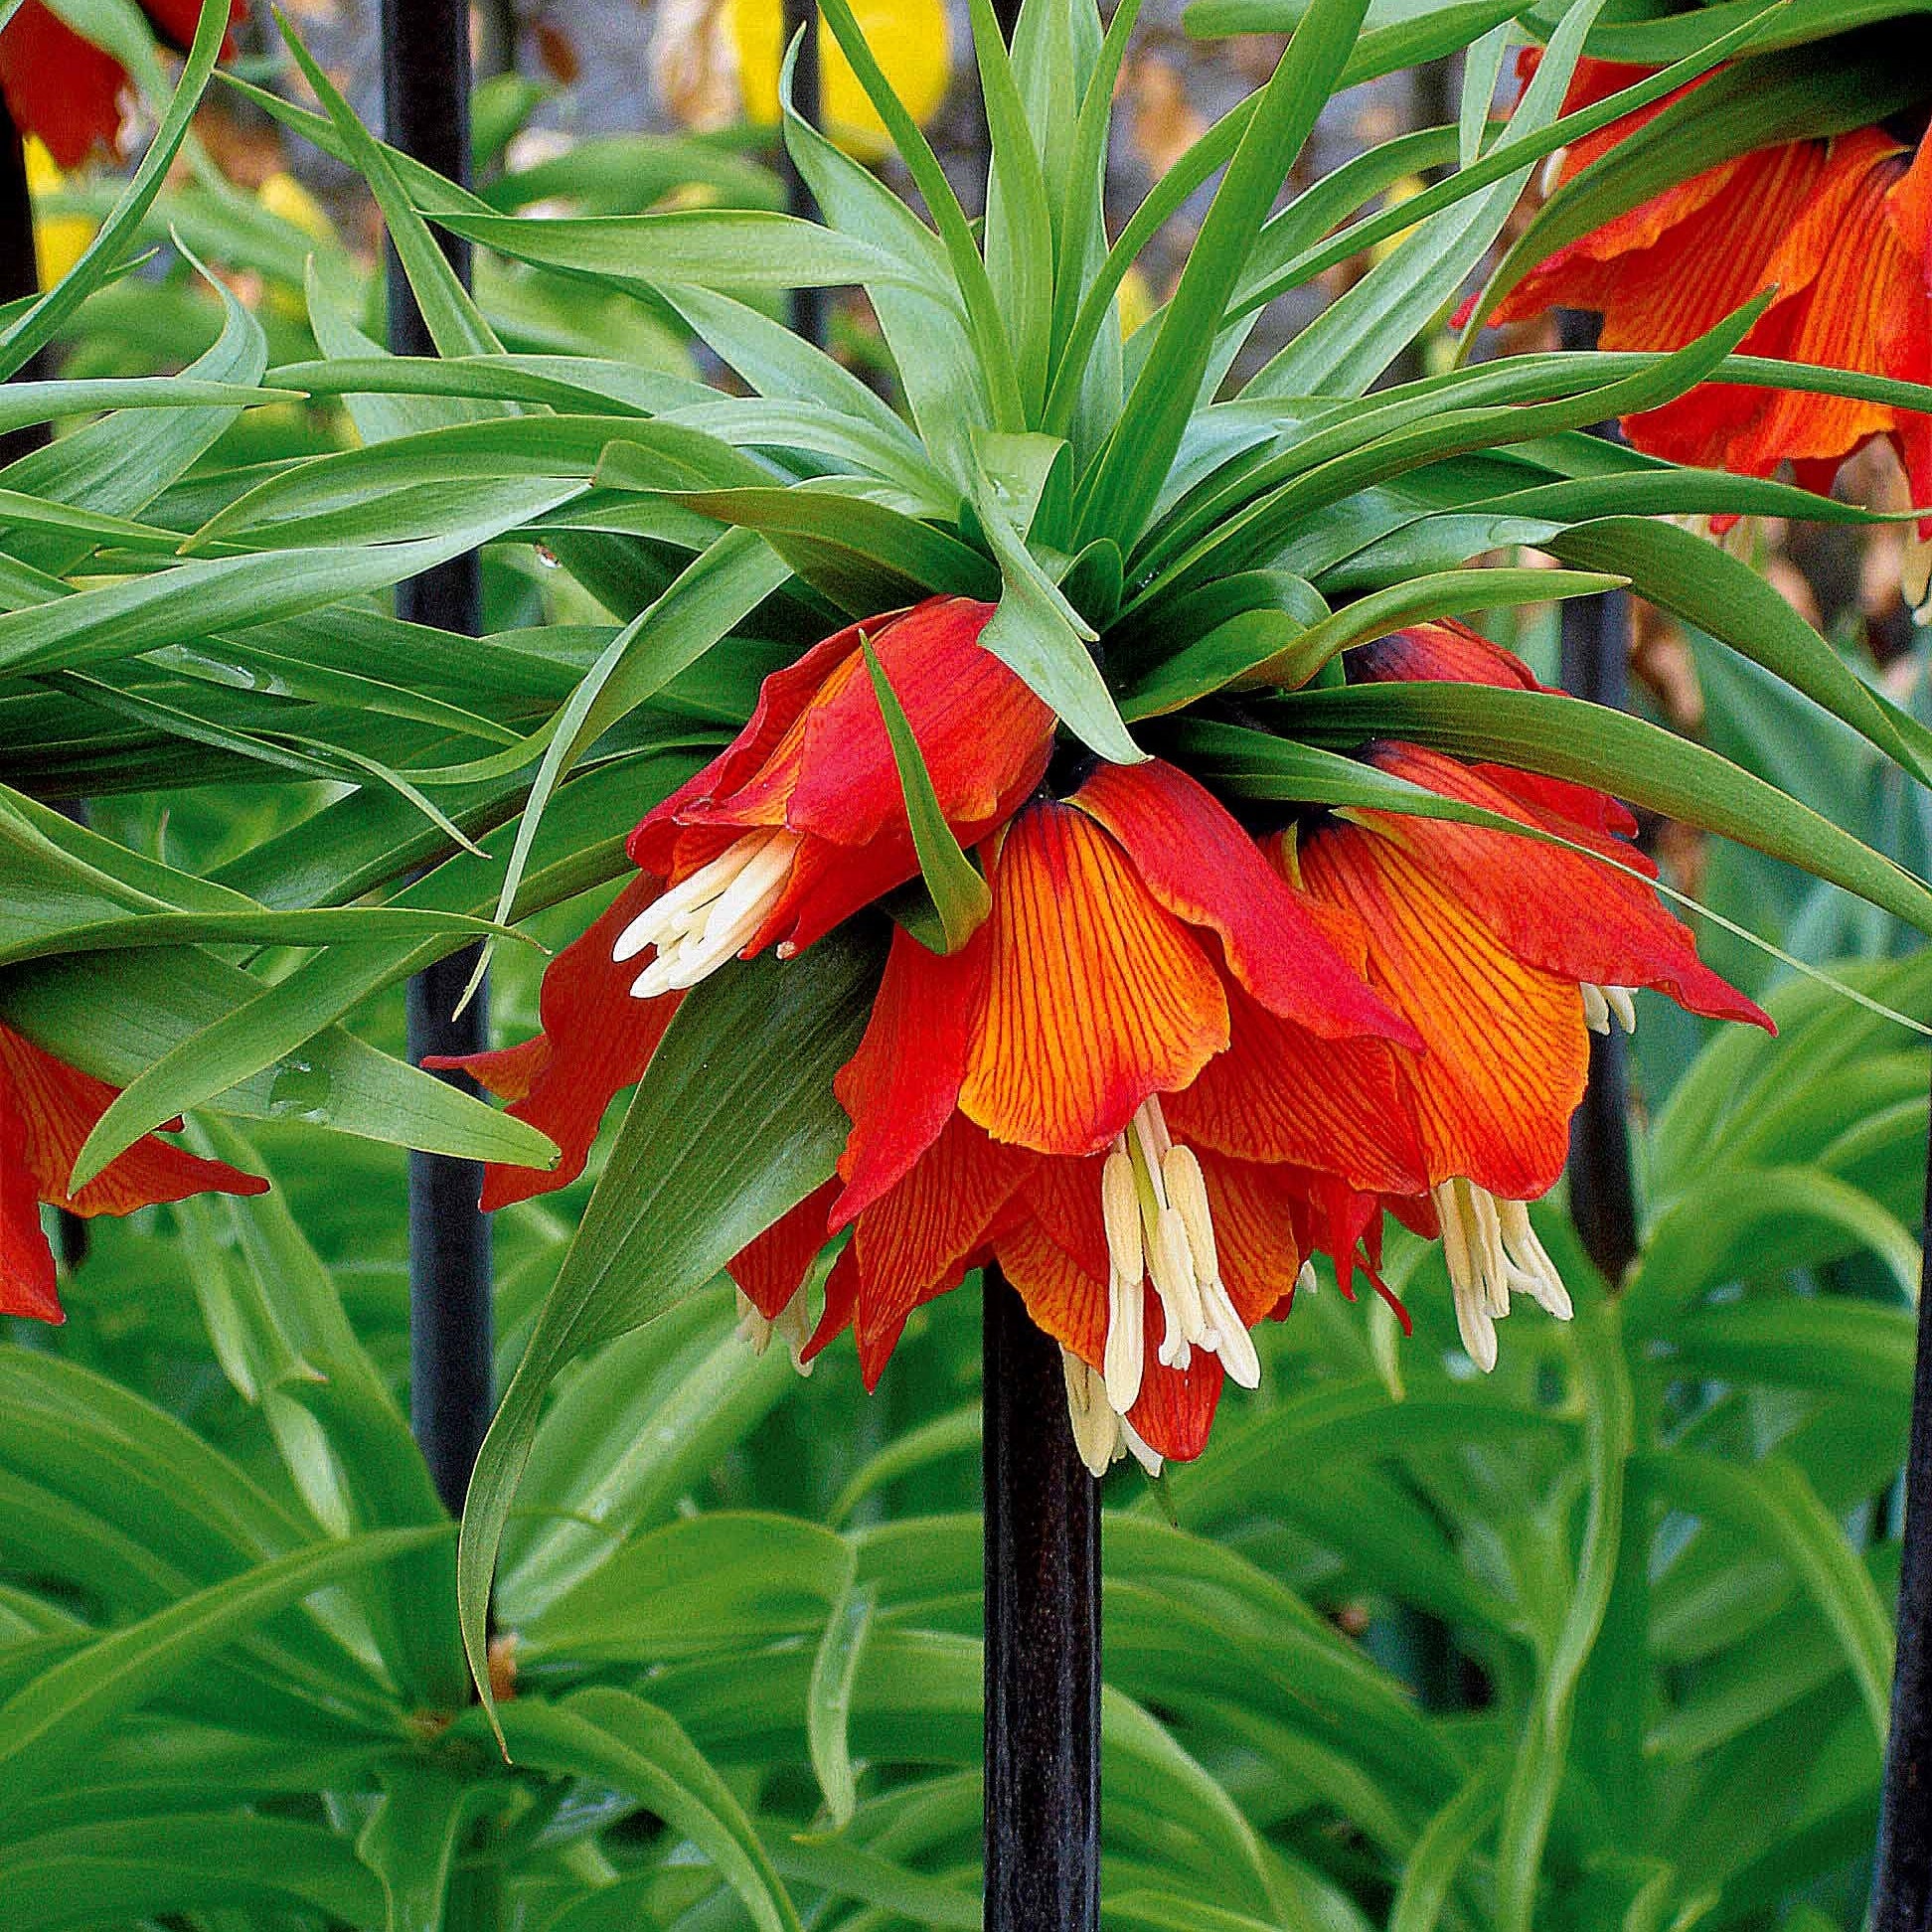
[25,138,94,288]
[258,170,334,243]
[658,0,952,164]
[1117,263,1156,343]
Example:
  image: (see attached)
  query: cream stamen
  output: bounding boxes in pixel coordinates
[620,830,802,998]
[1432,1179,1573,1371]
[1096,1097,1260,1396]
[734,1283,814,1375]
[1060,1347,1162,1478]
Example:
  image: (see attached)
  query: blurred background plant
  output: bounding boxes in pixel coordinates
[3,0,1931,1926]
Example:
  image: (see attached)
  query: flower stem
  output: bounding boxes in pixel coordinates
[780,0,827,350]
[1871,1091,1932,1928]
[1555,308,1639,1284]
[381,0,494,1520]
[0,97,51,461]
[983,1265,1101,1931]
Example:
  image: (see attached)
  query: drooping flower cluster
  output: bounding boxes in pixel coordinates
[0,1022,267,1323]
[0,0,240,170]
[1485,52,1932,521]
[441,604,1767,1470]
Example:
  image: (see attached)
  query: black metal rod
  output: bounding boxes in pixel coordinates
[1,98,51,462]
[1872,1082,1932,1929]
[779,0,826,350]
[1555,308,1639,1283]
[1,100,85,1273]
[983,1266,1102,1932]
[381,0,493,1518]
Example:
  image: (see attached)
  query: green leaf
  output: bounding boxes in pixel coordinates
[357,1761,508,1932]
[1252,0,1604,398]
[861,639,991,953]
[435,207,919,293]
[277,23,505,362]
[0,495,577,679]
[1641,1450,1894,1742]
[0,377,294,437]
[1388,1761,1507,1932]
[458,934,881,1729]
[809,1578,879,1830]
[971,471,1140,763]
[815,0,1026,430]
[489,1688,804,1932]
[654,484,1000,609]
[1075,0,1370,548]
[0,1529,441,1810]
[969,0,1054,417]
[1494,1305,1632,1932]
[1129,566,1621,713]
[0,945,561,1172]
[0,1816,387,1930]
[1546,517,1932,790]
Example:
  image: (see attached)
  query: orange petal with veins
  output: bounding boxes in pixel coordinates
[1298,823,1588,1201]
[960,803,1228,1157]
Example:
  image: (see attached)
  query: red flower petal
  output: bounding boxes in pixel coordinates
[628,625,870,877]
[1165,973,1427,1193]
[727,1179,839,1320]
[424,876,677,1210]
[852,1116,1031,1383]
[0,1024,267,1222]
[1,1080,63,1323]
[1348,620,1545,693]
[831,924,984,1230]
[1725,131,1919,478]
[1071,759,1414,1044]
[0,2,125,168]
[993,1177,1107,1366]
[786,597,1047,846]
[959,803,1229,1157]
[801,1242,860,1365]
[631,598,1047,960]
[1128,1300,1224,1464]
[1364,742,1769,1027]
[0,0,241,167]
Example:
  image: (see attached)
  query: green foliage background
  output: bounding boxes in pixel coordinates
[3,0,1932,1924]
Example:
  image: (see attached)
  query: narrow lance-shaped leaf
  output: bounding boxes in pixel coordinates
[814,0,1028,429]
[458,936,880,1732]
[862,638,991,953]
[1074,0,1371,548]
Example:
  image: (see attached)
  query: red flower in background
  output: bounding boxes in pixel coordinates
[0,1022,267,1324]
[1486,54,1932,523]
[429,595,1053,1209]
[0,0,241,170]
